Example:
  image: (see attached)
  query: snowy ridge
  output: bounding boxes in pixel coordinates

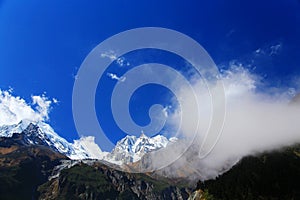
[0,120,97,159]
[106,133,175,164]
[0,119,31,137]
[0,89,174,164]
[0,121,175,164]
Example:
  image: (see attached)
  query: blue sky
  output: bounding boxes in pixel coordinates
[0,0,299,144]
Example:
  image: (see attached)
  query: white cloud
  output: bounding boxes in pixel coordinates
[100,50,130,67]
[0,89,105,160]
[73,136,105,159]
[52,98,59,104]
[116,57,130,67]
[145,63,300,180]
[270,43,282,56]
[162,105,172,118]
[255,48,263,55]
[31,94,52,120]
[107,72,126,82]
[100,50,117,61]
[254,42,282,56]
[0,89,56,126]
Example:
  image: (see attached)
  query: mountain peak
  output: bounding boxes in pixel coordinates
[139,130,147,138]
[107,133,172,163]
[0,121,177,165]
[0,121,103,160]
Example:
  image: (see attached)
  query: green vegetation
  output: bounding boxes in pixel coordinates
[1,135,300,200]
[197,145,300,200]
[54,164,119,200]
[134,173,171,193]
[38,163,189,199]
[0,146,62,200]
[0,160,50,200]
[201,189,216,200]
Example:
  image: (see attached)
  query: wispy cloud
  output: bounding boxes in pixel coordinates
[269,43,282,56]
[162,105,172,117]
[100,51,117,60]
[255,48,263,54]
[100,50,130,67]
[254,42,282,56]
[31,94,53,120]
[106,73,126,82]
[116,57,130,67]
[52,98,59,104]
[226,29,235,38]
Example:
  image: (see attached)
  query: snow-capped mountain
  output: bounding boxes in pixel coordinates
[106,132,176,164]
[0,120,99,159]
[0,120,175,164]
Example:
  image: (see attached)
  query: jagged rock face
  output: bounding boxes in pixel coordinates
[0,120,102,160]
[0,134,148,200]
[105,134,172,164]
[38,163,191,200]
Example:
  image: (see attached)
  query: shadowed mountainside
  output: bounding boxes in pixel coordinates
[0,133,67,200]
[196,144,300,200]
[38,162,190,200]
[1,130,300,200]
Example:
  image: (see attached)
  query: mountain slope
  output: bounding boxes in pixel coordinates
[196,144,300,200]
[38,162,190,200]
[0,133,191,200]
[0,120,104,160]
[0,120,175,165]
[1,122,300,200]
[0,133,67,200]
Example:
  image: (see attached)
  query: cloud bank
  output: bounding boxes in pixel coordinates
[0,89,56,126]
[139,64,300,181]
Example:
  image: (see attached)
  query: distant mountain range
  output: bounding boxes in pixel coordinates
[0,120,95,159]
[0,120,176,165]
[0,121,190,200]
[1,120,300,199]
